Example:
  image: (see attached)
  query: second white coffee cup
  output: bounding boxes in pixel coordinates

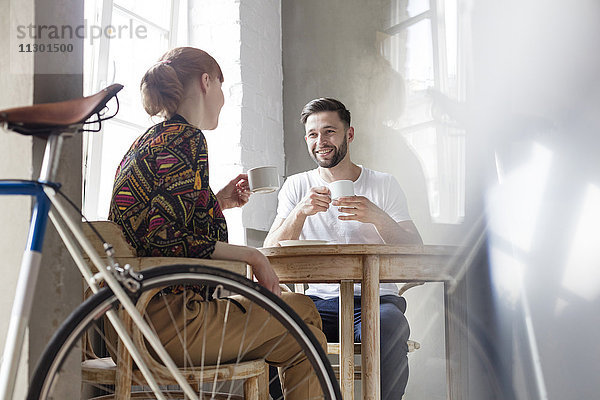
[329,179,355,200]
[247,166,280,194]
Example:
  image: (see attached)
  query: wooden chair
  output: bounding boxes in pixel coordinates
[81,221,268,399]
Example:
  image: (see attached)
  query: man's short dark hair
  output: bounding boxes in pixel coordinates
[300,98,351,127]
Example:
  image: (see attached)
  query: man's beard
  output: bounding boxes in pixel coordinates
[310,135,348,168]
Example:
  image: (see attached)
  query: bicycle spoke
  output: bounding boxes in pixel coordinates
[155,291,197,371]
[211,295,231,396]
[223,299,254,397]
[199,285,209,393]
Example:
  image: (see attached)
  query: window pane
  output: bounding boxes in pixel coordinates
[384,18,434,130]
[402,126,440,217]
[107,8,170,127]
[380,6,465,224]
[406,19,434,87]
[389,0,431,21]
[114,0,172,29]
[407,0,431,17]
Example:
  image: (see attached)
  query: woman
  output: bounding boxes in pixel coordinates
[108,47,325,399]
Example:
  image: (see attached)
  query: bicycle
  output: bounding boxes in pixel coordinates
[0,85,341,400]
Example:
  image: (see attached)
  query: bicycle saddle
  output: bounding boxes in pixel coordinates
[0,83,123,136]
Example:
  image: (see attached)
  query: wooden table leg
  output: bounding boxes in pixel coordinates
[362,255,380,400]
[445,278,468,400]
[340,280,355,400]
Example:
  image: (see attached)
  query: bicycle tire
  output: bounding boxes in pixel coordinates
[28,264,341,400]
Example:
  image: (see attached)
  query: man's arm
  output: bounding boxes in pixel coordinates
[263,212,306,247]
[264,186,331,247]
[335,196,423,245]
[372,216,423,245]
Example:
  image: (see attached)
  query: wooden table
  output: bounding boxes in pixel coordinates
[259,244,466,400]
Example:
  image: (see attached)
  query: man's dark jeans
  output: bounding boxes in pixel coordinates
[270,295,410,399]
[311,295,410,399]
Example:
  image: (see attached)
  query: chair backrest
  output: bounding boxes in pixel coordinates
[81,220,248,275]
[83,220,137,258]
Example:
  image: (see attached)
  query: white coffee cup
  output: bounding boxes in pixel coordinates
[329,179,355,200]
[247,166,280,194]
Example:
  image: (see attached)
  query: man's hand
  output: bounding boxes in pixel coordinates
[333,196,423,245]
[216,173,251,210]
[333,195,386,224]
[296,186,332,217]
[264,186,331,247]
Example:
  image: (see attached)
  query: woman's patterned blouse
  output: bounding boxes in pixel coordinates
[108,114,227,259]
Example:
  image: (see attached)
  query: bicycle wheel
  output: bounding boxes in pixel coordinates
[28,264,341,400]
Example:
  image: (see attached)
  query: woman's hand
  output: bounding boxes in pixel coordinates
[212,242,281,296]
[248,249,282,296]
[216,173,251,210]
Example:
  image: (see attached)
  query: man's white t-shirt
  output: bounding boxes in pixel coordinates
[276,166,412,299]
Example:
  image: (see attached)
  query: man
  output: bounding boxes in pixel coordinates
[264,97,422,399]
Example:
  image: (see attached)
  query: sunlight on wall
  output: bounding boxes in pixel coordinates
[489,247,525,304]
[493,142,553,252]
[487,142,553,303]
[486,142,555,398]
[561,184,600,302]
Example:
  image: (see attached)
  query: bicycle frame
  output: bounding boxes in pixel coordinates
[0,134,200,400]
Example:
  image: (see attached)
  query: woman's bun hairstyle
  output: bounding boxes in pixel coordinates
[140,47,223,119]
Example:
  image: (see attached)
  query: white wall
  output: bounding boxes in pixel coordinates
[239,0,284,233]
[188,0,283,245]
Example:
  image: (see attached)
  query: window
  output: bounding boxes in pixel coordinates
[379,0,466,223]
[82,0,187,220]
